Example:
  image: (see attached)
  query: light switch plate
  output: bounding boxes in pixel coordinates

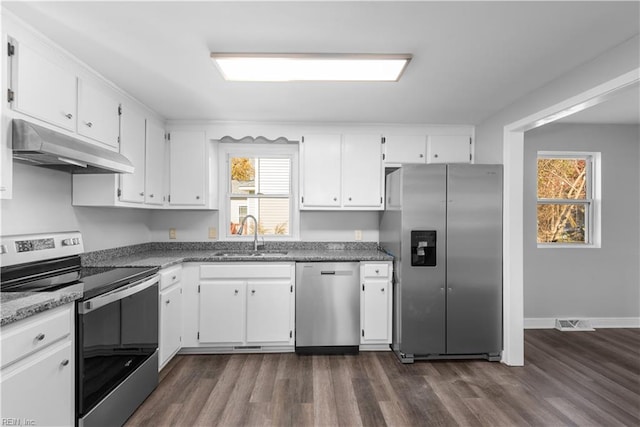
[355,230,362,241]
[208,227,217,239]
[169,228,177,239]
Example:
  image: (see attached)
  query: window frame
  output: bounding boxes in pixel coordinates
[218,142,300,241]
[536,151,601,248]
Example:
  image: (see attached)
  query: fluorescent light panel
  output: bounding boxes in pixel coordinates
[210,53,412,82]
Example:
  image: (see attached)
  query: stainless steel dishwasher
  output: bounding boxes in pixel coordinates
[295,262,360,354]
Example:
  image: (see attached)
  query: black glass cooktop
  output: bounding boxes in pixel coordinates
[80,266,159,300]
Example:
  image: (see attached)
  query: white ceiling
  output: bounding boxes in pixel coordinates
[3,1,639,125]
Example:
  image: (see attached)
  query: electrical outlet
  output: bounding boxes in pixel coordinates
[208,227,217,239]
[355,230,362,241]
[169,228,177,239]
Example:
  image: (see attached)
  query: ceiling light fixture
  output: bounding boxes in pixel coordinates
[210,53,412,82]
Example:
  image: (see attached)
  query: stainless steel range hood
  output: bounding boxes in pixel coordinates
[12,119,134,174]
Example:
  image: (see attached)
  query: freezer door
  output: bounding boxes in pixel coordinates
[399,165,447,355]
[446,165,503,354]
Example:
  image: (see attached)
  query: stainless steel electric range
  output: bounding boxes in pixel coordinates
[1,231,159,427]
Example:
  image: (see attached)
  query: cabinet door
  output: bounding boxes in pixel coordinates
[77,79,121,149]
[343,134,383,208]
[384,135,426,164]
[145,121,165,205]
[300,134,341,208]
[119,107,146,203]
[198,282,244,343]
[246,281,292,344]
[169,130,206,206]
[159,285,182,367]
[11,40,77,131]
[427,135,472,164]
[362,279,390,342]
[1,340,73,427]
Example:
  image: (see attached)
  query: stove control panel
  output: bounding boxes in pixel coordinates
[0,232,84,267]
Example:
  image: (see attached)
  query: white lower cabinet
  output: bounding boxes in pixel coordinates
[158,265,182,370]
[198,282,245,344]
[196,263,295,349]
[0,304,74,426]
[246,281,293,343]
[360,262,393,346]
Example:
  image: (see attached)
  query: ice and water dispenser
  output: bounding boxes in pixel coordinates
[411,230,436,266]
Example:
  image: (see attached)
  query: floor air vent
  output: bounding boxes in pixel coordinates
[555,319,595,331]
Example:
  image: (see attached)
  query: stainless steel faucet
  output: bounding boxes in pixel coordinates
[238,214,259,251]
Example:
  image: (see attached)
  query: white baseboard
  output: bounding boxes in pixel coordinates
[524,317,640,329]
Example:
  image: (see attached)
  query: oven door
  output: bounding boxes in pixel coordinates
[76,275,159,416]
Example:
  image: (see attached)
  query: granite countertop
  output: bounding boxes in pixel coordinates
[82,248,393,269]
[1,242,393,327]
[1,283,83,327]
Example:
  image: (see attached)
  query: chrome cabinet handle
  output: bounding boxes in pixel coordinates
[234,289,239,295]
[65,113,73,119]
[375,269,379,274]
[381,288,385,292]
[348,197,352,201]
[35,333,45,342]
[333,197,337,201]
[149,194,154,198]
[165,299,171,304]
[86,121,93,128]
[140,192,144,196]
[251,290,256,295]
[172,275,177,280]
[434,154,439,158]
[61,359,69,367]
[196,196,201,200]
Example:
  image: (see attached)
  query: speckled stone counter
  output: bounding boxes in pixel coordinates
[82,242,393,269]
[1,243,391,326]
[1,283,83,327]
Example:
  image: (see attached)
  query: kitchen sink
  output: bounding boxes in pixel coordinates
[212,251,289,258]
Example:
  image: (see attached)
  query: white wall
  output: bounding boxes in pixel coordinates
[147,210,380,242]
[523,124,640,321]
[0,163,152,251]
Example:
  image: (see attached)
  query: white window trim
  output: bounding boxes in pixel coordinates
[536,151,601,249]
[218,142,300,241]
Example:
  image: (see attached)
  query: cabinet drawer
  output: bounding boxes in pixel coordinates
[362,263,389,278]
[159,265,182,290]
[1,305,72,368]
[200,263,293,280]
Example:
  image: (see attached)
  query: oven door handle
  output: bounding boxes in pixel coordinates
[79,275,159,314]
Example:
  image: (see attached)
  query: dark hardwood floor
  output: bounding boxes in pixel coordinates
[126,329,640,426]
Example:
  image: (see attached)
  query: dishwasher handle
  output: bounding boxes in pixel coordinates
[320,270,353,276]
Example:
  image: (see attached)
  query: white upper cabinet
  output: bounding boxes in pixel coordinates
[144,121,165,205]
[383,135,427,164]
[168,130,217,209]
[300,134,342,208]
[342,134,383,208]
[77,79,121,149]
[118,106,146,203]
[169,130,205,206]
[300,133,383,210]
[9,39,77,132]
[384,133,473,165]
[72,112,166,208]
[427,135,472,164]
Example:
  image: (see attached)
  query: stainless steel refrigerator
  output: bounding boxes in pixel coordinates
[380,164,503,363]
